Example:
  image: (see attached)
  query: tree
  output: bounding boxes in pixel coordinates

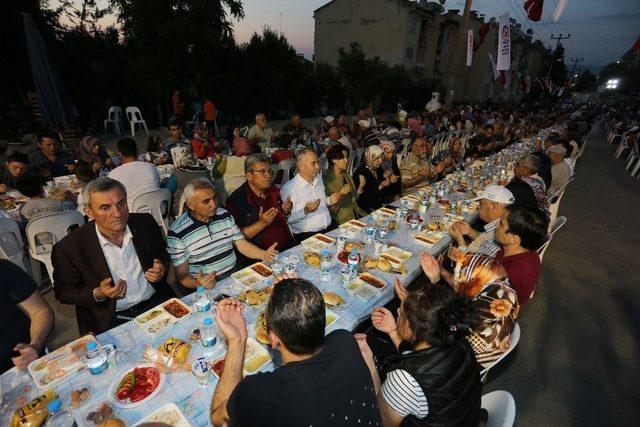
[574,70,597,92]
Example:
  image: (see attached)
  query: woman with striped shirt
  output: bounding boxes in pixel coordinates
[355,283,482,426]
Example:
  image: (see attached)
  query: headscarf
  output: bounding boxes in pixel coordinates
[379,140,395,153]
[77,136,106,164]
[364,145,384,179]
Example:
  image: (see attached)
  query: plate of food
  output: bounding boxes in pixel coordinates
[339,219,366,233]
[238,285,273,306]
[363,256,393,272]
[62,382,93,409]
[83,401,116,426]
[212,337,272,377]
[254,312,269,344]
[414,231,446,246]
[325,309,340,328]
[231,263,272,286]
[133,402,191,427]
[301,233,335,251]
[0,196,17,211]
[345,273,387,299]
[337,249,360,264]
[380,245,413,263]
[323,291,345,307]
[303,251,321,268]
[109,365,164,408]
[373,207,397,220]
[343,240,365,252]
[28,335,95,389]
[135,298,192,336]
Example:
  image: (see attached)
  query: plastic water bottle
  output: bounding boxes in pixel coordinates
[419,196,428,214]
[84,341,107,376]
[320,249,332,281]
[45,399,76,427]
[201,317,217,347]
[347,249,359,272]
[364,220,376,244]
[195,285,211,314]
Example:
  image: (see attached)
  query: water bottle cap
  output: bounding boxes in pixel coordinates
[321,249,329,256]
[197,285,205,292]
[204,317,213,325]
[350,248,357,255]
[86,341,97,351]
[47,399,62,413]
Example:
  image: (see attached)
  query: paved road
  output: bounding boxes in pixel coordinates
[484,125,640,426]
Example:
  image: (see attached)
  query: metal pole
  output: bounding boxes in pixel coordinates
[444,0,473,109]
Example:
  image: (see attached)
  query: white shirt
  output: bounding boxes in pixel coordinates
[108,161,160,210]
[95,224,156,311]
[280,173,333,234]
[467,218,501,257]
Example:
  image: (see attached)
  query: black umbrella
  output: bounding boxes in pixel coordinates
[23,13,75,130]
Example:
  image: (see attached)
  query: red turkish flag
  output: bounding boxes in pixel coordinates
[524,0,544,22]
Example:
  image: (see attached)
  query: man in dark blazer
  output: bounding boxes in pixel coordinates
[52,177,175,335]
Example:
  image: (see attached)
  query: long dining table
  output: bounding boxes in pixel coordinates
[0,138,537,427]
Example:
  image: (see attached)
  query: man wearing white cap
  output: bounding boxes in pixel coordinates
[547,144,570,195]
[448,185,515,256]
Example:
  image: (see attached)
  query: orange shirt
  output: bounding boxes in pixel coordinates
[204,100,216,121]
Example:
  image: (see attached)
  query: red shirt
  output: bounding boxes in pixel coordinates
[204,100,216,121]
[496,249,541,304]
[191,138,215,159]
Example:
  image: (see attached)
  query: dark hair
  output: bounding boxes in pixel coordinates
[326,143,350,168]
[277,133,294,149]
[37,130,58,143]
[7,152,29,165]
[147,135,162,152]
[15,175,44,198]
[402,283,478,347]
[116,137,138,158]
[545,132,562,146]
[282,123,296,134]
[75,160,97,184]
[168,120,181,130]
[483,124,494,132]
[266,278,325,355]
[506,205,549,250]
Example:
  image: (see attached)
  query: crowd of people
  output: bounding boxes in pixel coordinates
[0,100,593,426]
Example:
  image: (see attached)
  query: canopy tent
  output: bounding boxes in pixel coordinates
[23,13,75,130]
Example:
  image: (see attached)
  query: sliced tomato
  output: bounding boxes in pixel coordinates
[116,388,130,401]
[129,387,149,402]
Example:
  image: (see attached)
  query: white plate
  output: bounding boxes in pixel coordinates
[108,365,166,408]
[325,309,339,328]
[301,234,335,251]
[380,246,413,263]
[414,231,445,246]
[133,402,191,427]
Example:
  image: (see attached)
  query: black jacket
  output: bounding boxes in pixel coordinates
[385,340,481,427]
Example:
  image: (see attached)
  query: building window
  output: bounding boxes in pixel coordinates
[417,46,426,63]
[405,47,414,61]
[409,16,418,33]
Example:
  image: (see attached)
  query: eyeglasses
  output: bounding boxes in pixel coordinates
[249,169,273,175]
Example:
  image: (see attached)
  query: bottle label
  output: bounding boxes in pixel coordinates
[196,301,211,312]
[88,361,107,375]
[202,336,217,347]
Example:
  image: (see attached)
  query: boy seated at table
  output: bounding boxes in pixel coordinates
[16,175,76,222]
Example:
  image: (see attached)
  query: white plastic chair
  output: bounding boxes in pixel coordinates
[26,211,85,285]
[481,390,516,427]
[348,147,366,175]
[479,323,520,382]
[537,216,567,262]
[318,153,329,173]
[625,143,639,171]
[131,189,172,236]
[177,191,187,217]
[272,158,296,189]
[125,106,149,136]
[0,218,33,276]
[103,106,123,134]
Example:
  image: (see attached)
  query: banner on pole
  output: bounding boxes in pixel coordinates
[488,53,500,80]
[466,29,473,66]
[497,13,511,71]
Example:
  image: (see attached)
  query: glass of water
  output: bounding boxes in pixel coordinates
[271,255,284,276]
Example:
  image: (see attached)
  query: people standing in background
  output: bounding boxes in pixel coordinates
[172,89,185,125]
[203,97,217,137]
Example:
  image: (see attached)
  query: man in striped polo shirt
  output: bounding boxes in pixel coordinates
[168,178,278,290]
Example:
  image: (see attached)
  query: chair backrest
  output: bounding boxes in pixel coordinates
[349,147,366,175]
[125,106,143,122]
[131,189,172,236]
[0,218,28,271]
[26,211,85,255]
[480,323,521,377]
[318,153,329,173]
[272,158,297,188]
[550,216,567,235]
[481,390,516,427]
[107,106,122,121]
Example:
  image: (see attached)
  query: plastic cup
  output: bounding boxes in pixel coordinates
[192,357,211,386]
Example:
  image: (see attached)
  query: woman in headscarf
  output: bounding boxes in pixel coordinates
[76,136,111,173]
[379,140,401,203]
[419,249,519,368]
[191,123,217,159]
[352,145,396,213]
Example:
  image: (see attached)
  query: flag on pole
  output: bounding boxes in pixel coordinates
[524,0,544,22]
[497,13,511,70]
[466,29,474,66]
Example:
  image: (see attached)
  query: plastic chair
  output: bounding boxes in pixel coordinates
[481,390,516,427]
[625,143,639,171]
[318,153,329,173]
[348,147,366,175]
[131,189,172,236]
[537,216,567,262]
[272,158,296,189]
[479,323,520,382]
[177,191,188,217]
[125,106,149,136]
[103,106,122,134]
[26,211,85,285]
[0,218,34,277]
